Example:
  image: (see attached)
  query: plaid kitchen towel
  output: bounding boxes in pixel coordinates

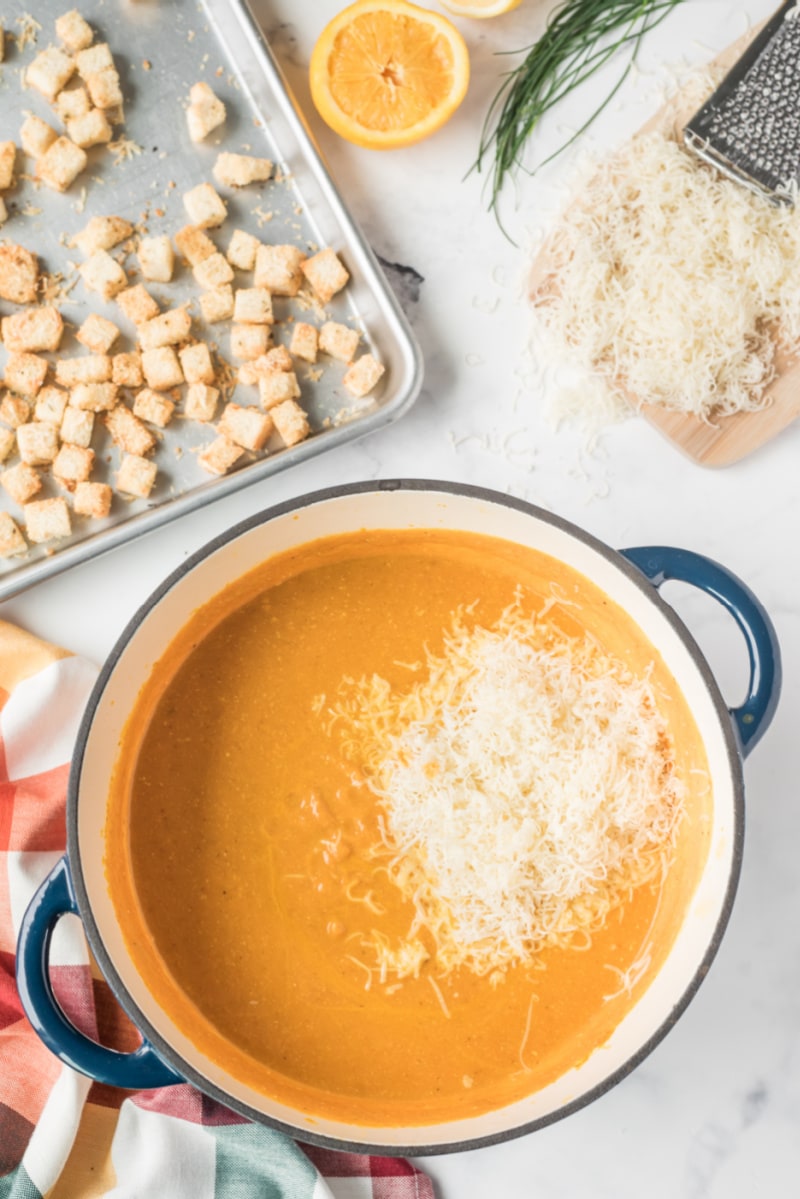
[0,620,435,1199]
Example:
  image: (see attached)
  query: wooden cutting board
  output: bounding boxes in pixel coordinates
[530,26,800,467]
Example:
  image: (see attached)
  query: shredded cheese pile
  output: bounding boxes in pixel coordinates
[533,130,800,423]
[331,603,683,980]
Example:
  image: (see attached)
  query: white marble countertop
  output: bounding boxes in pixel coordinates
[3,1,799,1195]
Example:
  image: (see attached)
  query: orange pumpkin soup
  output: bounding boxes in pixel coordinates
[105,529,712,1125]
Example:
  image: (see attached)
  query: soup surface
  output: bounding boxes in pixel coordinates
[105,529,713,1125]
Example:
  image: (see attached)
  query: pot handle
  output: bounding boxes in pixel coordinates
[16,856,182,1089]
[620,546,781,756]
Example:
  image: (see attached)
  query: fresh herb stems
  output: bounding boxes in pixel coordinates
[476,0,687,220]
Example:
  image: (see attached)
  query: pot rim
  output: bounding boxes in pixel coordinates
[66,478,745,1155]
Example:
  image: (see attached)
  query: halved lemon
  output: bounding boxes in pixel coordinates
[309,0,470,150]
[440,0,522,15]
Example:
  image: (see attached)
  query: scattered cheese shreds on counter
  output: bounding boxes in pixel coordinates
[532,129,800,426]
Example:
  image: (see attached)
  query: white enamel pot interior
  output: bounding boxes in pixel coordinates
[67,481,759,1153]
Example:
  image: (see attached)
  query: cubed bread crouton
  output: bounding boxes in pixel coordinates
[104,404,155,456]
[35,386,69,424]
[111,351,143,387]
[2,306,64,353]
[193,252,233,289]
[0,141,17,189]
[258,370,300,409]
[238,346,293,385]
[0,512,26,557]
[80,249,127,299]
[26,47,76,101]
[319,320,359,363]
[56,355,111,387]
[77,313,119,355]
[72,215,133,256]
[301,248,349,305]
[183,182,227,230]
[198,435,243,476]
[24,497,71,543]
[53,442,95,488]
[36,136,88,192]
[20,116,57,160]
[5,352,48,399]
[342,353,385,398]
[73,480,112,519]
[56,85,91,123]
[226,229,260,271]
[56,9,94,53]
[213,152,272,188]
[70,382,118,412]
[67,108,112,148]
[174,224,216,266]
[2,461,42,506]
[85,67,123,110]
[0,243,39,304]
[198,286,234,324]
[60,406,94,448]
[178,342,215,385]
[138,235,174,283]
[133,388,175,427]
[17,421,59,466]
[254,244,305,296]
[290,322,319,363]
[186,81,226,142]
[115,284,159,326]
[218,402,273,451]
[117,453,157,498]
[184,382,219,422]
[0,427,15,462]
[271,398,310,448]
[234,287,273,325]
[230,323,269,361]
[141,346,183,390]
[138,308,192,350]
[75,42,113,79]
[0,393,31,427]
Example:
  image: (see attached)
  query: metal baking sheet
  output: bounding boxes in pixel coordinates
[0,0,423,599]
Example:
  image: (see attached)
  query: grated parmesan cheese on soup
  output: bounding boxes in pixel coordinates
[329,601,684,980]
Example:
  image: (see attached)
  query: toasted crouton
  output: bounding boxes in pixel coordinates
[233,287,273,325]
[141,347,183,390]
[73,481,112,519]
[186,82,226,142]
[104,404,155,456]
[16,422,59,466]
[117,453,157,498]
[138,235,174,283]
[35,386,69,425]
[5,352,48,399]
[76,314,119,355]
[174,224,216,266]
[75,43,113,79]
[72,215,134,256]
[138,308,192,351]
[67,108,112,148]
[271,398,310,448]
[115,284,160,326]
[53,442,95,488]
[193,252,234,290]
[0,243,39,304]
[343,353,385,398]
[60,406,94,448]
[56,355,111,387]
[178,342,215,385]
[0,512,26,557]
[85,67,123,110]
[36,136,87,192]
[218,402,273,451]
[184,383,219,423]
[198,435,243,476]
[0,393,31,428]
[0,141,17,189]
[111,352,144,388]
[56,85,91,123]
[198,286,234,324]
[70,382,118,412]
[319,320,359,363]
[227,229,260,271]
[183,182,227,229]
[24,497,72,543]
[230,323,270,361]
[20,116,57,160]
[80,249,127,299]
[2,461,42,506]
[290,322,319,363]
[213,152,272,188]
[238,346,293,385]
[0,427,15,463]
[254,244,305,296]
[2,307,64,354]
[133,388,175,428]
[257,370,300,409]
[26,47,76,102]
[301,248,349,305]
[56,10,94,53]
